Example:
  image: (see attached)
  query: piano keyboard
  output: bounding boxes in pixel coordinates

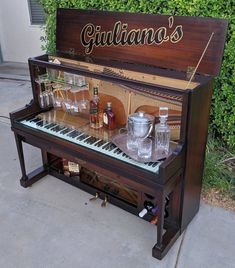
[20,116,162,173]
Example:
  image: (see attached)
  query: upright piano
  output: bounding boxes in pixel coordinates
[10,9,228,259]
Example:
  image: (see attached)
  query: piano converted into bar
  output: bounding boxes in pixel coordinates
[10,9,228,259]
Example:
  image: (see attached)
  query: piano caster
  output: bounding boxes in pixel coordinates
[89,192,100,202]
[101,196,108,207]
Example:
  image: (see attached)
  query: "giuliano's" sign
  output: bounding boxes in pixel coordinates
[80,16,183,54]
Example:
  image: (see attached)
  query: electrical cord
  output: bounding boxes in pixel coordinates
[0,115,10,120]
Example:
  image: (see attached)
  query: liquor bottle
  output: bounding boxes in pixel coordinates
[90,87,103,129]
[103,102,116,130]
[138,201,157,218]
[155,107,170,155]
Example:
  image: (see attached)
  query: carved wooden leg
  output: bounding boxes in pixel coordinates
[152,180,182,260]
[157,191,165,247]
[14,133,28,186]
[14,133,48,188]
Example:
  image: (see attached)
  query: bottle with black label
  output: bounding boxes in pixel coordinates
[90,87,103,129]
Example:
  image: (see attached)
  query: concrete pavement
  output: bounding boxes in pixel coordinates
[0,63,235,268]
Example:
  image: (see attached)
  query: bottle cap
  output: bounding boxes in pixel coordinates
[107,102,112,108]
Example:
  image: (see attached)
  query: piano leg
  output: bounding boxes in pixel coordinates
[14,133,28,184]
[14,133,48,188]
[41,149,49,168]
[152,178,182,259]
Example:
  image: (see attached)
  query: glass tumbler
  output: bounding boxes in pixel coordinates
[137,138,152,159]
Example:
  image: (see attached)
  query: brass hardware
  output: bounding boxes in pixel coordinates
[89,192,99,202]
[101,196,108,207]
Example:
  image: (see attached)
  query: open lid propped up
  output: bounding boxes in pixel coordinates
[56,8,228,76]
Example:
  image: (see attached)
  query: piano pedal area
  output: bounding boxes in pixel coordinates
[48,153,177,230]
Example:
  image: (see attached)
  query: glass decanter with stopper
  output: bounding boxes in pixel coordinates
[155,107,170,156]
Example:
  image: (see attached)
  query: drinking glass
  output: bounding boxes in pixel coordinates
[64,72,74,84]
[74,74,86,87]
[47,68,59,81]
[70,86,80,114]
[35,75,50,109]
[127,133,138,151]
[52,83,63,109]
[61,85,72,112]
[137,138,152,159]
[35,77,45,108]
[45,82,54,107]
[78,85,89,112]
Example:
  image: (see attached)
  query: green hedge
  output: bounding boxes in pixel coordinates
[40,0,235,148]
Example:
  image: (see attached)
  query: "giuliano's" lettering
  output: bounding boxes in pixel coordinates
[80,16,183,54]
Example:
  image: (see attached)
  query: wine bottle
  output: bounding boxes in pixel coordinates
[138,201,157,218]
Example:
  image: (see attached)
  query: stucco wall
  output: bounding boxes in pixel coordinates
[0,0,44,63]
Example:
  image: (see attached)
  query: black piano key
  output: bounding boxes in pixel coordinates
[110,143,117,150]
[96,140,106,147]
[152,162,159,167]
[147,162,154,166]
[36,120,48,127]
[29,117,41,123]
[68,130,82,138]
[84,136,99,144]
[102,142,111,149]
[25,115,36,122]
[51,125,65,132]
[44,123,56,129]
[90,137,99,144]
[77,133,89,141]
[152,162,160,167]
[114,148,122,154]
[67,130,76,137]
[122,153,129,158]
[60,128,73,135]
[106,143,116,151]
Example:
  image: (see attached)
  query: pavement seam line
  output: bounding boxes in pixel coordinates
[174,229,187,268]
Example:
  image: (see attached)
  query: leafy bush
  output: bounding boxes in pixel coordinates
[203,137,235,194]
[39,0,235,149]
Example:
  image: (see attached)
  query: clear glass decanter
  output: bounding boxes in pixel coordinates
[155,107,170,155]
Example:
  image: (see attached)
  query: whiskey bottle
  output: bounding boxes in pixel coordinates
[103,102,116,130]
[90,87,103,129]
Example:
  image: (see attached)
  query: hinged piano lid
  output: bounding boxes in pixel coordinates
[56,8,228,76]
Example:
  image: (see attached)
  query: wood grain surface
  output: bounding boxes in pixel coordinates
[56,9,228,76]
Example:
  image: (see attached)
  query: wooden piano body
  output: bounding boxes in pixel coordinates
[10,9,228,259]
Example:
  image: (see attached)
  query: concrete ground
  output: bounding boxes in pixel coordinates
[0,63,235,268]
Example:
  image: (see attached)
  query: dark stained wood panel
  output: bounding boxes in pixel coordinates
[56,8,228,76]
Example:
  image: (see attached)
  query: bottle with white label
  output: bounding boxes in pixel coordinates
[103,102,116,130]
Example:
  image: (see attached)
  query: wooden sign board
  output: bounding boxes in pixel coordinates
[56,8,228,76]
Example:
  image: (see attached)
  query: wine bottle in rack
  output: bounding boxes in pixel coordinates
[138,201,158,218]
